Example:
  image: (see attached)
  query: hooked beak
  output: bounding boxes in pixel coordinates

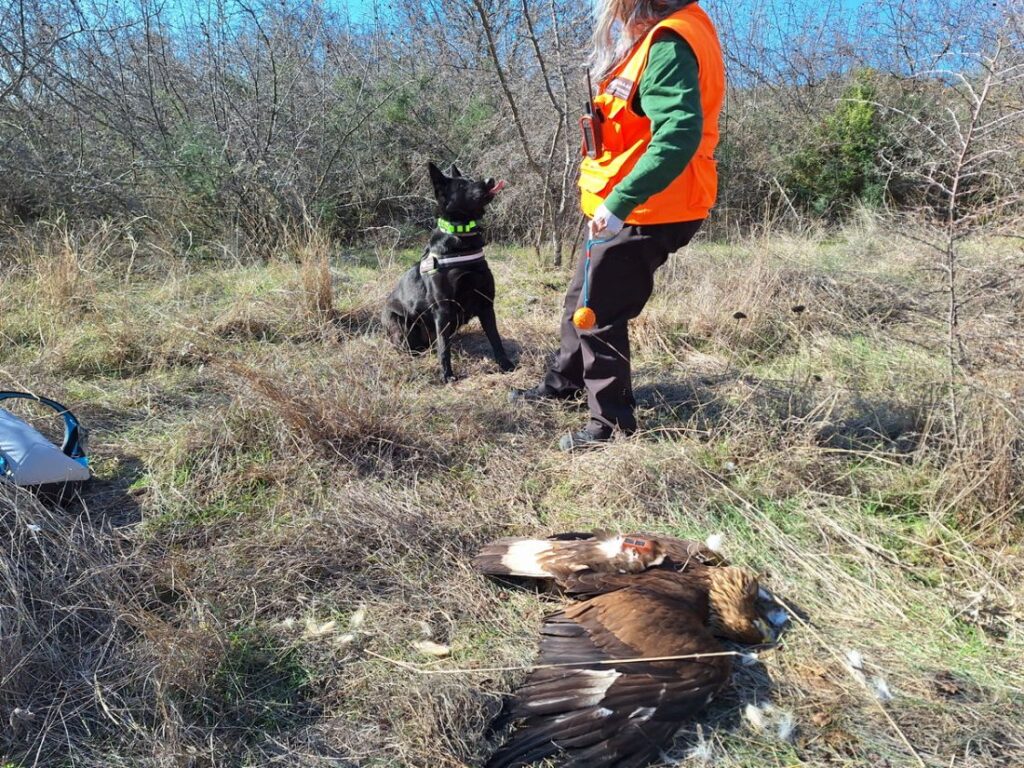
[756,586,791,638]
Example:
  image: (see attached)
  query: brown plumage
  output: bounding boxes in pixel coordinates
[475,532,772,768]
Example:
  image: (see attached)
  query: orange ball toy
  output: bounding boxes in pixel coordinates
[573,306,597,330]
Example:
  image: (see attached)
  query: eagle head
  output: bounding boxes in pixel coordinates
[706,566,774,644]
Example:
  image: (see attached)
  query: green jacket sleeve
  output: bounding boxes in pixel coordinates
[602,31,703,221]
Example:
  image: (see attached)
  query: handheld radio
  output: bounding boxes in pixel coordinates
[579,70,603,159]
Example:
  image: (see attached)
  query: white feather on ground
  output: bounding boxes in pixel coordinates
[871,675,894,702]
[303,619,337,638]
[413,640,451,657]
[349,605,367,629]
[704,532,725,553]
[744,702,796,743]
[844,649,868,685]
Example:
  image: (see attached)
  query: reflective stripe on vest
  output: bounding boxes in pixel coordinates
[579,3,725,226]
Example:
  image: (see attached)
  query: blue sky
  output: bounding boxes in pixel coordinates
[159,0,875,28]
[312,0,388,25]
[333,0,377,24]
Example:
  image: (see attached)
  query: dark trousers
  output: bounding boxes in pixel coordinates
[543,220,703,434]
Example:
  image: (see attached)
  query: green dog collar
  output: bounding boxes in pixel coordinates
[437,218,478,234]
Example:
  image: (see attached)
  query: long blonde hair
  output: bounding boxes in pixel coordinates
[590,0,694,81]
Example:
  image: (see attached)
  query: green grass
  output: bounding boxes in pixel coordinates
[197,626,313,732]
[752,333,947,392]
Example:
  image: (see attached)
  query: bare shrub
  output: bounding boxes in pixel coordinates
[1,0,1019,251]
[874,29,1024,446]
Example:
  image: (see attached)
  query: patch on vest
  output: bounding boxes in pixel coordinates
[605,77,633,100]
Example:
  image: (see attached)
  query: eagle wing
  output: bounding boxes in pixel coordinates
[474,531,723,592]
[486,576,731,768]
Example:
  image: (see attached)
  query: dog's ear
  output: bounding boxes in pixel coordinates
[427,162,447,199]
[449,164,463,178]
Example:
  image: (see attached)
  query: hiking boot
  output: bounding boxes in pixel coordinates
[508,385,581,405]
[558,423,614,452]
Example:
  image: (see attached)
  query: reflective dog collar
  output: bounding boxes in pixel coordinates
[420,250,486,274]
[437,218,479,234]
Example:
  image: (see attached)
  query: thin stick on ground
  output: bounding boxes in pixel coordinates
[364,648,752,676]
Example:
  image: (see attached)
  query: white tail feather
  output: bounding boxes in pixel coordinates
[500,539,553,578]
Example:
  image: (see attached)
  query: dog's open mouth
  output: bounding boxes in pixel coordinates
[487,179,507,198]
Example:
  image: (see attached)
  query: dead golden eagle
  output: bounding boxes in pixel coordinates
[474,531,777,768]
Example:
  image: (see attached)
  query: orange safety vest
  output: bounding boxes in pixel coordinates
[579,3,725,225]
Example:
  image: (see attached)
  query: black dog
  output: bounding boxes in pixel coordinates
[382,162,514,382]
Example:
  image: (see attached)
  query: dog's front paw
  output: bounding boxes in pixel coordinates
[442,372,460,384]
[497,357,516,373]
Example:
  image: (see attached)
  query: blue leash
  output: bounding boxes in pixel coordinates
[582,237,611,310]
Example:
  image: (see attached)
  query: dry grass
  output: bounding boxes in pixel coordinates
[0,485,158,763]
[289,225,337,327]
[0,220,1022,767]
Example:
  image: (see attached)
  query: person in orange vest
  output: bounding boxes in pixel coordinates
[510,0,725,451]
